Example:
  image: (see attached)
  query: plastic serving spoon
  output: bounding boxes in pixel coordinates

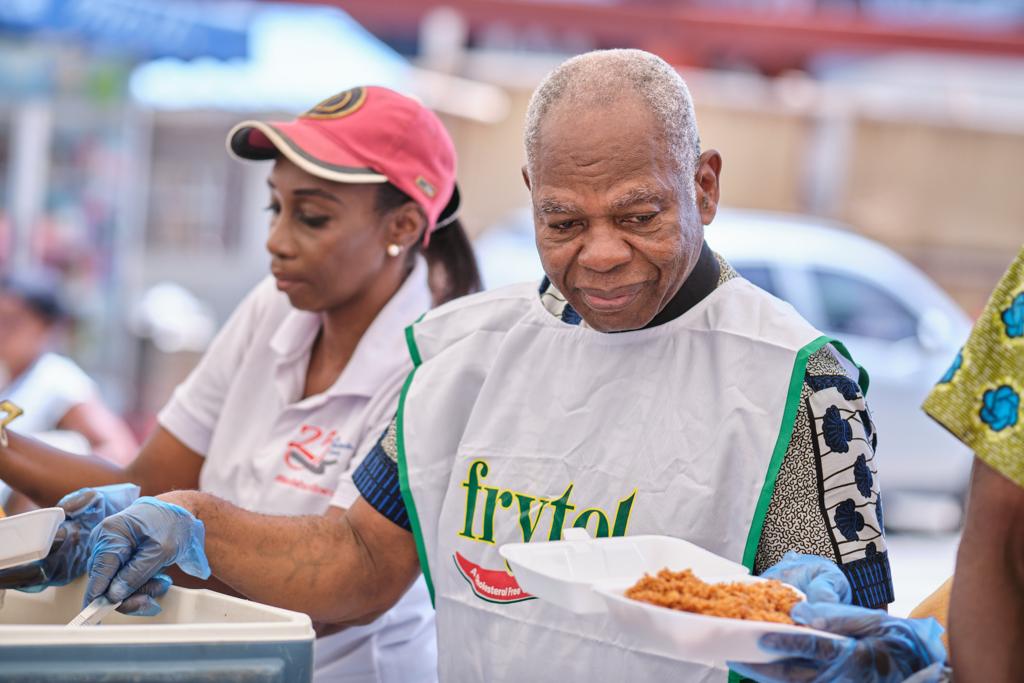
[67,596,122,627]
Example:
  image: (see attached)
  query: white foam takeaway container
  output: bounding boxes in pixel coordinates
[0,507,65,571]
[500,529,845,667]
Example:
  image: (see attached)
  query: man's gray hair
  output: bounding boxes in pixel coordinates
[524,49,701,199]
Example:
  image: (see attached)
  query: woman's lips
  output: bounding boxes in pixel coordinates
[273,274,303,293]
[577,284,644,312]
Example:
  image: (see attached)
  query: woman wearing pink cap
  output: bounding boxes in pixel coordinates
[0,86,479,682]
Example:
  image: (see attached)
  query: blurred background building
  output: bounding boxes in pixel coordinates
[1,0,1022,612]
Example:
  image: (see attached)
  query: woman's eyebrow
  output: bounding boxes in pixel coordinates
[265,180,342,205]
[293,188,343,204]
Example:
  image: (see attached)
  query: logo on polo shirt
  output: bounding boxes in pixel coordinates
[284,424,353,475]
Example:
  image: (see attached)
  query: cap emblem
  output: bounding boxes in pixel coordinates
[415,175,437,198]
[302,87,367,120]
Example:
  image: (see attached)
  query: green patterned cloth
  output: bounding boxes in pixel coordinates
[923,245,1024,488]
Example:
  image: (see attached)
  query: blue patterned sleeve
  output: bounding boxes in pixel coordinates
[805,356,894,608]
[352,421,411,531]
[754,344,894,609]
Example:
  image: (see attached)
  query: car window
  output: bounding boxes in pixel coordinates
[734,264,778,297]
[812,269,918,341]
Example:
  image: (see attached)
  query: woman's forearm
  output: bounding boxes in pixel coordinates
[163,490,419,624]
[0,432,128,507]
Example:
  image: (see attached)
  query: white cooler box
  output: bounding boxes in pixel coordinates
[0,577,315,682]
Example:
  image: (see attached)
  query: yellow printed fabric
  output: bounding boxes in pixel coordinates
[923,246,1024,488]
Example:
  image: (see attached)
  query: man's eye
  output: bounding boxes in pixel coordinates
[623,213,657,225]
[549,220,580,231]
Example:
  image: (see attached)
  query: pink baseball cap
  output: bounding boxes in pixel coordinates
[227,86,459,244]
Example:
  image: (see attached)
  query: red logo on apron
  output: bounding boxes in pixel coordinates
[453,551,535,604]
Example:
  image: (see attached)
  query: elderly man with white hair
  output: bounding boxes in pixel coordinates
[80,50,933,681]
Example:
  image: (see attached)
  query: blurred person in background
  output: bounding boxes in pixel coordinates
[0,269,138,514]
[0,86,480,683]
[732,245,1024,683]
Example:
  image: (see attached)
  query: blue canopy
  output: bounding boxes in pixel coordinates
[0,0,250,60]
[128,4,413,111]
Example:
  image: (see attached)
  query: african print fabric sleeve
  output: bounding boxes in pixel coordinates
[352,417,411,531]
[754,343,894,609]
[923,246,1024,489]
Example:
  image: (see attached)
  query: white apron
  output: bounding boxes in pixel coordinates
[397,278,843,682]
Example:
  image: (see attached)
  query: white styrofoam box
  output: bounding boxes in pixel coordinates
[0,577,314,646]
[499,530,846,667]
[0,507,64,571]
[499,528,750,614]
[593,575,843,665]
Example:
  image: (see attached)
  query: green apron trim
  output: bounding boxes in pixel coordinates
[828,338,870,396]
[405,323,423,367]
[396,322,436,605]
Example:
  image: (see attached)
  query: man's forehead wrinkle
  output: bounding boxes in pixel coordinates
[570,153,603,169]
[541,146,653,185]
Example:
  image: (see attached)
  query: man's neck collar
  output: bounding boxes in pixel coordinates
[643,240,719,329]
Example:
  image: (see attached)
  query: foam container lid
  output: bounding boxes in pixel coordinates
[0,507,64,571]
[499,529,845,666]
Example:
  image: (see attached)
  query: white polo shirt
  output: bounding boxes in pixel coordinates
[158,257,436,683]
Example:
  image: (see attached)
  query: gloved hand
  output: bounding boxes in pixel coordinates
[0,484,139,592]
[761,551,852,605]
[729,601,947,683]
[116,573,174,617]
[84,497,210,616]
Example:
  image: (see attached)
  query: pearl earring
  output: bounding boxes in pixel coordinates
[387,244,402,257]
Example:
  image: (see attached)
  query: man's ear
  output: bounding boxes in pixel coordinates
[521,165,532,191]
[694,150,722,226]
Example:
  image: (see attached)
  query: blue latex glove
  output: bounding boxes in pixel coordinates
[761,551,852,605]
[84,497,210,616]
[116,573,174,616]
[0,484,139,592]
[729,601,947,683]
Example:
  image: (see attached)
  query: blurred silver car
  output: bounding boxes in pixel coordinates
[475,208,974,531]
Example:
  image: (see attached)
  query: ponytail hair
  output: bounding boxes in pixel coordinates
[376,183,482,305]
[422,217,481,304]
